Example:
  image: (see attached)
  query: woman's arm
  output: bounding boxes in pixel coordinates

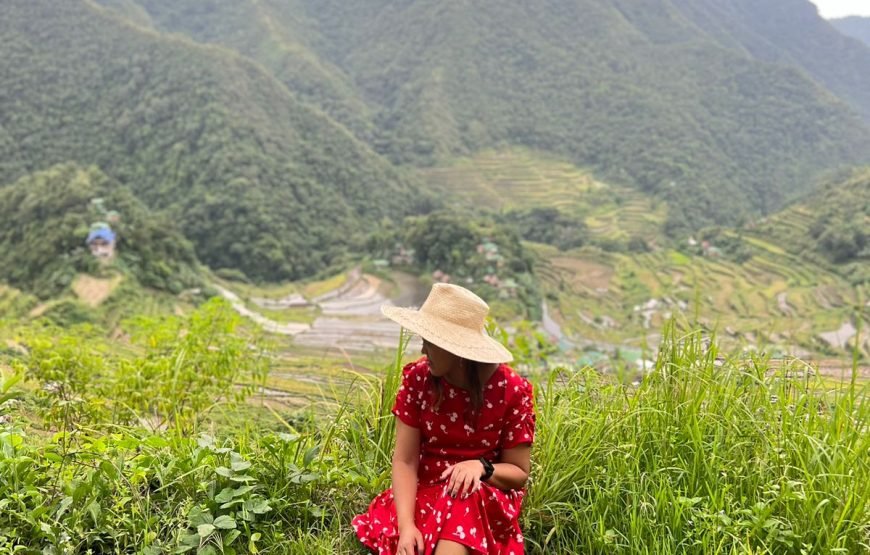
[442,444,531,497]
[487,444,531,490]
[392,419,422,530]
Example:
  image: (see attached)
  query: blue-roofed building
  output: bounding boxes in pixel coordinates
[86,226,116,258]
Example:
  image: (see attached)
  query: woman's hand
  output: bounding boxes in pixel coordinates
[396,524,424,555]
[440,459,485,498]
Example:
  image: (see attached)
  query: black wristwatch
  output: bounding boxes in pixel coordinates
[479,457,494,482]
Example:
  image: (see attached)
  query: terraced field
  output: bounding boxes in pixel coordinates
[216,269,429,407]
[534,241,867,359]
[423,149,666,242]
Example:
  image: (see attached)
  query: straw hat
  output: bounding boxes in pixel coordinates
[382,283,513,363]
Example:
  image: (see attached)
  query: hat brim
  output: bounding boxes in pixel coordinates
[381,305,513,363]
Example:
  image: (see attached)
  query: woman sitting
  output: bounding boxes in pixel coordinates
[353,283,535,555]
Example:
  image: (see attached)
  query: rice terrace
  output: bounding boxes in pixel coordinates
[1,0,869,553]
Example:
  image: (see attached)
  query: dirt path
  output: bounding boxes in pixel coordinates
[215,270,425,352]
[214,285,311,335]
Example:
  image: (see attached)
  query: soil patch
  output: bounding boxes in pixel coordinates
[72,274,123,307]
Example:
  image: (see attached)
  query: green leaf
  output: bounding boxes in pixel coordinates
[246,498,272,515]
[230,452,251,472]
[231,459,251,472]
[214,487,234,503]
[223,529,242,546]
[248,532,261,554]
[56,496,73,516]
[213,515,237,530]
[145,436,170,449]
[303,445,320,466]
[215,466,233,478]
[232,485,255,497]
[188,506,213,527]
[197,523,215,538]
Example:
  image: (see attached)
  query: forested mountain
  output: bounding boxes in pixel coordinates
[104,0,870,232]
[671,1,870,122]
[3,0,869,286]
[91,0,376,142]
[296,0,870,231]
[831,16,870,47]
[0,164,200,298]
[0,0,424,282]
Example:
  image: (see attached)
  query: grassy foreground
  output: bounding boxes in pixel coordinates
[0,302,867,553]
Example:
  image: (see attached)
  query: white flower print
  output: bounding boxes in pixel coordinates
[455,526,466,540]
[449,412,458,422]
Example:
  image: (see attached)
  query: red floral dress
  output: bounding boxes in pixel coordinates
[352,357,535,555]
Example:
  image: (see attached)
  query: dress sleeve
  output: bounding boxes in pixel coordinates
[500,378,535,449]
[391,360,425,428]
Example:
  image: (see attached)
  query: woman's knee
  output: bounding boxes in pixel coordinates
[433,539,471,555]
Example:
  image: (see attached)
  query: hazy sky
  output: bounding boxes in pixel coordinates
[812,0,870,18]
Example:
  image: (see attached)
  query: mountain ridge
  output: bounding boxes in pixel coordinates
[0,0,426,282]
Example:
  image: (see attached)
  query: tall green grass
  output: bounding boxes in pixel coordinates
[519,322,869,553]
[1,309,867,553]
[325,321,868,553]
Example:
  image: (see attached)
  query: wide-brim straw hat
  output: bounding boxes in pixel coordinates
[382,283,513,363]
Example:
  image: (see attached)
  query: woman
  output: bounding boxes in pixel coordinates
[353,283,535,555]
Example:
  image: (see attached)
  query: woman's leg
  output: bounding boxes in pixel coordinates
[433,540,471,555]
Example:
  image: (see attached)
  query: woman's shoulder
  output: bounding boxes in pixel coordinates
[497,363,533,396]
[401,356,430,382]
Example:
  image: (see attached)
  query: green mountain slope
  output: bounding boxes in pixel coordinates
[831,16,870,47]
[0,0,422,282]
[91,0,376,142]
[0,164,200,298]
[749,168,870,285]
[671,0,870,122]
[300,0,870,231]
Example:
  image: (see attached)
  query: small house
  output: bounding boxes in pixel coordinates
[86,227,116,258]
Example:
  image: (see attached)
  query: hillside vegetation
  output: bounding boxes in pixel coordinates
[418,150,867,357]
[750,169,870,285]
[673,0,870,121]
[0,0,425,283]
[299,0,870,232]
[92,0,376,142]
[88,0,870,235]
[0,164,200,298]
[0,311,867,553]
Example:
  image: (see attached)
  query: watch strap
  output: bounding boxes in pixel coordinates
[479,457,495,481]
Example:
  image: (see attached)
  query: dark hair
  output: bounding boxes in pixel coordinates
[430,357,484,423]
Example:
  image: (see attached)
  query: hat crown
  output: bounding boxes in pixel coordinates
[419,283,489,331]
